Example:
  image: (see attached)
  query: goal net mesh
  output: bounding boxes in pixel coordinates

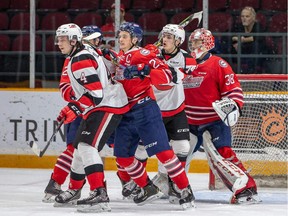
[212,74,287,188]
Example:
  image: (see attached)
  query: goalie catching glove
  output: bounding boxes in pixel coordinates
[123,64,150,80]
[212,98,240,127]
[57,101,84,124]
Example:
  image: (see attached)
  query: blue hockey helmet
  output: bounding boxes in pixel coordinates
[117,22,143,43]
[81,25,103,41]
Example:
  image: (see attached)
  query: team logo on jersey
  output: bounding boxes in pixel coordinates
[182,75,204,88]
[140,49,150,56]
[219,59,228,68]
[260,107,287,144]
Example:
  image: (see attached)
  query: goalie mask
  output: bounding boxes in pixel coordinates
[159,24,185,46]
[188,28,215,59]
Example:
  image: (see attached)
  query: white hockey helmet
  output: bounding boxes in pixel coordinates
[188,28,215,59]
[55,23,82,43]
[160,24,185,45]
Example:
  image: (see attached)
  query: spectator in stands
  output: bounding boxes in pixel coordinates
[231,6,268,74]
[101,3,126,48]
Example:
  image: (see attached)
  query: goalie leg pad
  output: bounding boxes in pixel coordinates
[203,131,248,193]
[218,146,257,194]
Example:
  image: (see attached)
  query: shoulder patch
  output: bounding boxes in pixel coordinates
[219,59,228,68]
[140,48,150,56]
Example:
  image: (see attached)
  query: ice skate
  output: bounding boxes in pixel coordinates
[133,180,163,206]
[179,185,196,210]
[42,178,62,203]
[122,179,137,198]
[54,188,82,207]
[168,178,181,204]
[77,187,111,213]
[230,187,261,204]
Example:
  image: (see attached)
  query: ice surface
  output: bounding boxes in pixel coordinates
[0,168,287,216]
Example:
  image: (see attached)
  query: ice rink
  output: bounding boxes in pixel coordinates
[0,168,287,216]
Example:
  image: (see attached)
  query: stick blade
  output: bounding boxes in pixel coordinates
[29,141,41,157]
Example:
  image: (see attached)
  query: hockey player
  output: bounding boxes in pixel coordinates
[52,23,129,213]
[112,22,195,209]
[183,28,260,204]
[42,25,107,203]
[131,24,197,203]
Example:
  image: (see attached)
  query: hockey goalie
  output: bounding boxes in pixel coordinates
[182,28,261,204]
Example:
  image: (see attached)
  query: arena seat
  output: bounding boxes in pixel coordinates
[11,34,42,51]
[37,0,69,12]
[229,0,260,11]
[40,12,71,30]
[209,13,233,32]
[261,0,287,12]
[68,0,100,14]
[268,12,287,32]
[138,12,167,32]
[74,13,103,29]
[196,0,227,12]
[0,12,9,30]
[0,35,10,51]
[8,0,30,12]
[0,0,10,11]
[9,12,40,30]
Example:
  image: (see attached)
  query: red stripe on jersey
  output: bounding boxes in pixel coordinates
[91,112,111,148]
[71,58,98,72]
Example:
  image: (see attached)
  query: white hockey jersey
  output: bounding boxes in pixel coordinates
[67,46,129,115]
[153,49,196,117]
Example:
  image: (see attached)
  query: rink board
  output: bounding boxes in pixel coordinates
[0,89,286,175]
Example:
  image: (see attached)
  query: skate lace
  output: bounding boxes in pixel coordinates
[134,187,146,199]
[61,189,77,200]
[123,179,137,191]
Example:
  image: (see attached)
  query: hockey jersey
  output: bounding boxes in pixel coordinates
[61,46,129,117]
[183,54,244,125]
[153,49,196,117]
[115,47,173,108]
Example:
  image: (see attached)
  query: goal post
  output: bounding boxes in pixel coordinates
[209,74,288,189]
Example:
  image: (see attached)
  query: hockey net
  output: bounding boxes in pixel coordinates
[209,74,288,189]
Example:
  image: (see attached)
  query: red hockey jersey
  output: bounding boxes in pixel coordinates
[183,54,244,125]
[115,47,173,108]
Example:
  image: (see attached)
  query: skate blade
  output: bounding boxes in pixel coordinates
[169,196,180,204]
[181,200,196,210]
[77,202,111,213]
[135,191,164,206]
[53,200,78,208]
[235,194,262,205]
[42,194,55,203]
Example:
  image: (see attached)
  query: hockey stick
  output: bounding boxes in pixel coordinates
[154,10,203,47]
[28,119,64,157]
[202,131,248,193]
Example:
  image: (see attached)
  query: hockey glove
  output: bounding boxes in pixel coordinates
[212,98,240,127]
[123,64,150,80]
[57,102,84,124]
[101,48,119,63]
